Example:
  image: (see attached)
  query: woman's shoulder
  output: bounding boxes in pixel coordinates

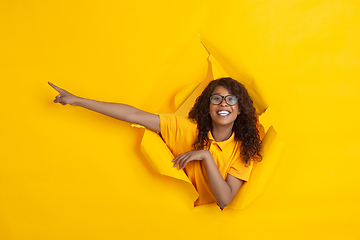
[159,114,198,152]
[159,114,198,139]
[159,114,196,128]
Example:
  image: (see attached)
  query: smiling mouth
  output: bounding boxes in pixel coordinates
[217,110,230,116]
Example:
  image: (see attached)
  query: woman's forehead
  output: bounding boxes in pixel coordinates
[212,85,231,95]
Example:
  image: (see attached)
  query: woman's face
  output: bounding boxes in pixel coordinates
[209,85,240,129]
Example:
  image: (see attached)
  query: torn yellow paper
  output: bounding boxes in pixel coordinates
[143,38,210,115]
[174,83,199,111]
[130,124,145,129]
[140,44,284,208]
[174,72,213,117]
[209,55,230,80]
[228,126,286,209]
[201,37,269,115]
[140,129,199,202]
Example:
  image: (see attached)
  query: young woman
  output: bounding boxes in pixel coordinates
[49,77,262,208]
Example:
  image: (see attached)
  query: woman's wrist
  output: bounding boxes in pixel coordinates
[73,96,85,107]
[202,150,212,161]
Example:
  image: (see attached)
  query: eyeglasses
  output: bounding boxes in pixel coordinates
[210,94,238,106]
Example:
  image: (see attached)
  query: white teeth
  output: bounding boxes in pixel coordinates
[217,110,230,116]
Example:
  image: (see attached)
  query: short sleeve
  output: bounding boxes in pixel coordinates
[228,158,253,182]
[159,114,196,157]
[159,114,177,145]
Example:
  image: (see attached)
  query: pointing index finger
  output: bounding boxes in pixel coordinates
[48,82,63,93]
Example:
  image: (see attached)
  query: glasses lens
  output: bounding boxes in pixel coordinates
[225,95,238,106]
[210,94,222,104]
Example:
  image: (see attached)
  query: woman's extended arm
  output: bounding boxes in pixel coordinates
[48,82,160,132]
[172,150,243,208]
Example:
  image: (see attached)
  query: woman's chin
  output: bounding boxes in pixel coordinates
[212,119,235,128]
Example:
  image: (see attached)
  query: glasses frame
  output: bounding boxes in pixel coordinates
[210,94,238,106]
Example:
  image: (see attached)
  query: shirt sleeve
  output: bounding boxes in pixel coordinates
[159,114,181,147]
[228,158,253,182]
[159,114,194,157]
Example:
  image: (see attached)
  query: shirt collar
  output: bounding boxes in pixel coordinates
[208,131,235,151]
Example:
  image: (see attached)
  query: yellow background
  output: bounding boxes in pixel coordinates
[1,0,359,239]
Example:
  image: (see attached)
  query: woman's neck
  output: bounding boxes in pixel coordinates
[211,124,233,142]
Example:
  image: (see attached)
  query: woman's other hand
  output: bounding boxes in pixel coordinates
[48,82,80,106]
[172,150,211,170]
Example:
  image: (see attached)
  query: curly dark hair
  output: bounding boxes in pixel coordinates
[188,77,262,165]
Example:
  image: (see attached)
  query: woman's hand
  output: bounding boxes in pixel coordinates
[48,82,80,106]
[172,150,211,170]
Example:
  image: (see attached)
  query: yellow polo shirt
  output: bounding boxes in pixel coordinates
[159,114,253,206]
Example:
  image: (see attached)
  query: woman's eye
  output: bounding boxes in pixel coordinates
[212,96,220,101]
[227,96,237,104]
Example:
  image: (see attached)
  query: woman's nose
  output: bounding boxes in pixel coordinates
[219,98,228,106]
